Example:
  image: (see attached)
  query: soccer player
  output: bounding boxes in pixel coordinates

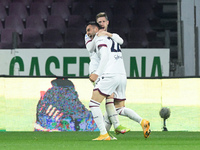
[86,22,132,140]
[85,18,127,140]
[88,12,151,139]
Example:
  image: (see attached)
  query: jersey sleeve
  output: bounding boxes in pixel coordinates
[95,46,109,76]
[94,36,109,76]
[95,36,108,52]
[85,34,96,53]
[111,33,124,45]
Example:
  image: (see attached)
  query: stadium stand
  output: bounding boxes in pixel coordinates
[0,0,177,56]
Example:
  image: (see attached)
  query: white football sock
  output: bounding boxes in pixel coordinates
[89,99,107,135]
[106,99,120,129]
[116,107,142,124]
[103,111,112,131]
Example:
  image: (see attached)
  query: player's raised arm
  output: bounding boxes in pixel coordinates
[97,31,123,45]
[111,33,123,45]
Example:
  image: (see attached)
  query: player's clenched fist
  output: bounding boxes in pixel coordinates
[89,74,98,83]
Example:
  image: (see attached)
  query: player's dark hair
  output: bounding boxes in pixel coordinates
[86,21,102,29]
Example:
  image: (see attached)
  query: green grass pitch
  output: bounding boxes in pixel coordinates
[0,131,200,150]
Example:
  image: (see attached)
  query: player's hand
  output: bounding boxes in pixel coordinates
[89,74,98,82]
[97,30,113,38]
[97,30,107,36]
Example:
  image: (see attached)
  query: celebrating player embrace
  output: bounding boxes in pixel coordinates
[85,12,151,140]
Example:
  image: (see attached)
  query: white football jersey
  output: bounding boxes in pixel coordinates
[95,36,126,75]
[85,34,99,74]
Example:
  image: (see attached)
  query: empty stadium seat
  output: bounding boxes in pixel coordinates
[64,28,85,48]
[41,29,64,48]
[29,2,49,19]
[51,2,70,20]
[4,15,24,34]
[26,15,46,34]
[9,2,28,20]
[0,28,20,49]
[71,2,92,21]
[47,16,67,34]
[18,28,42,48]
[67,15,86,32]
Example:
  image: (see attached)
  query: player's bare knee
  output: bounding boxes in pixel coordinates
[114,101,125,108]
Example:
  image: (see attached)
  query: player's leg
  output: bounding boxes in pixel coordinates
[89,90,110,140]
[114,74,151,138]
[115,101,151,138]
[97,75,129,136]
[96,77,120,131]
[105,95,120,129]
[103,110,117,140]
[115,101,142,124]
